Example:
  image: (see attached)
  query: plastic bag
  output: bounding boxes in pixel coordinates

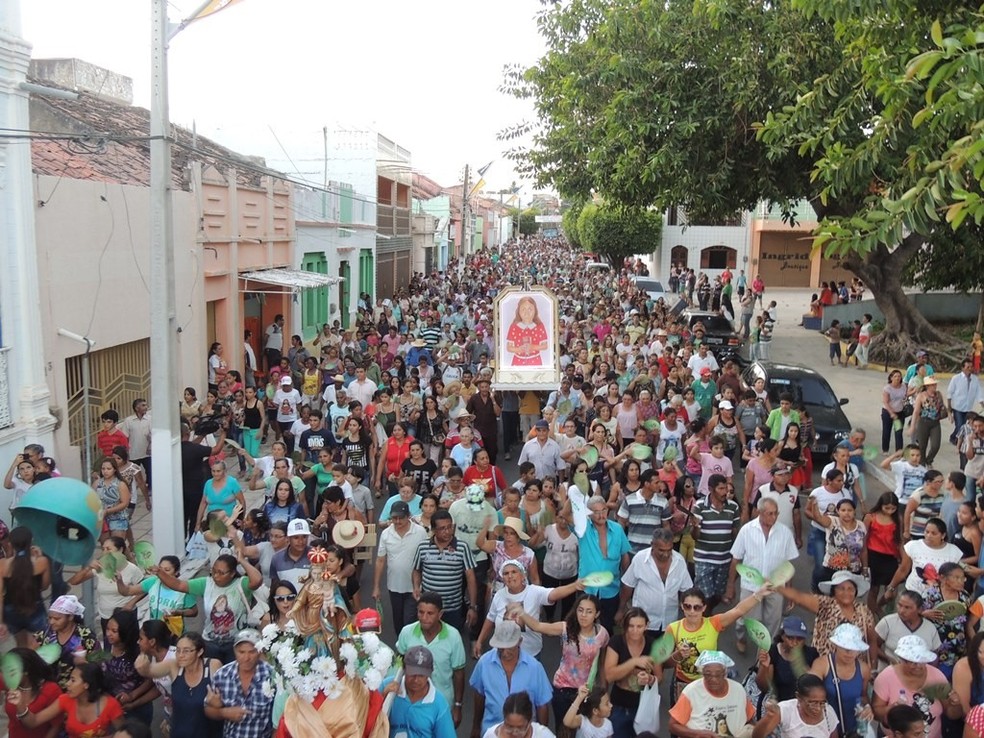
[633,683,661,734]
[185,530,208,560]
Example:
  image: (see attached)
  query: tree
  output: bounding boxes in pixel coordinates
[500,0,980,352]
[906,225,984,338]
[561,199,586,248]
[506,207,539,236]
[576,203,663,266]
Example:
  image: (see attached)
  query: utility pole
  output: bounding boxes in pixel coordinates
[149,0,184,557]
[460,164,470,263]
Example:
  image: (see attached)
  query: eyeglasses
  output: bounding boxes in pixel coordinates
[682,603,704,611]
[274,594,297,603]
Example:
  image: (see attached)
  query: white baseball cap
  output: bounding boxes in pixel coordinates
[287,519,310,537]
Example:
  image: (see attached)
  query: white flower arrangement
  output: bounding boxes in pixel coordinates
[257,619,394,702]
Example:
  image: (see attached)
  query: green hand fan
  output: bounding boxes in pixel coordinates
[37,643,62,665]
[736,563,766,587]
[631,444,653,460]
[1,652,23,690]
[586,654,600,690]
[557,399,574,417]
[863,446,879,461]
[922,683,952,702]
[99,551,126,579]
[579,446,599,467]
[649,632,677,663]
[768,561,796,587]
[582,571,615,588]
[935,600,968,619]
[209,516,229,538]
[743,618,773,652]
[788,644,809,677]
[643,419,660,431]
[573,472,590,496]
[133,541,157,571]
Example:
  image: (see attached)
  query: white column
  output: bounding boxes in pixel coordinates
[0,2,56,448]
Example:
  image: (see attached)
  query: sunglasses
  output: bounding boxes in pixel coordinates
[682,603,704,611]
[274,594,297,603]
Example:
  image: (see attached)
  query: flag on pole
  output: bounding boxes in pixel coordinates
[468,178,486,198]
[477,160,494,177]
[189,0,244,23]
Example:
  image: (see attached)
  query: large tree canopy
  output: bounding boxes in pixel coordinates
[503,0,982,352]
[576,203,663,266]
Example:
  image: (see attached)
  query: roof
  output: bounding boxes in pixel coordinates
[29,78,279,189]
[240,268,341,294]
[746,360,827,377]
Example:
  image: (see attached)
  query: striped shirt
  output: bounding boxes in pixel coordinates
[413,538,476,610]
[420,325,442,348]
[617,492,671,553]
[692,498,740,565]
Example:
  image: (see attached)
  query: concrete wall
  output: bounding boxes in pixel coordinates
[34,176,205,478]
[658,223,750,280]
[819,292,979,331]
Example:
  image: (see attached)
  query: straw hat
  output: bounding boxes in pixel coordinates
[493,517,530,541]
[332,519,366,549]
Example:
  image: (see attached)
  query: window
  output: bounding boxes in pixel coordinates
[671,245,688,267]
[301,253,329,338]
[700,246,737,270]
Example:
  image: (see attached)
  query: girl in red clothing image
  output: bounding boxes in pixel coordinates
[506,295,549,367]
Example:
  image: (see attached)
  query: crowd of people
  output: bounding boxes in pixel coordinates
[1,236,980,738]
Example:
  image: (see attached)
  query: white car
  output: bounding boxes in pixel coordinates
[629,276,671,303]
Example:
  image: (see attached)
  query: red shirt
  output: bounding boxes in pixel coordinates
[5,682,62,738]
[58,693,123,738]
[96,429,129,458]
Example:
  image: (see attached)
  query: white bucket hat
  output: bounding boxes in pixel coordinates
[829,623,868,652]
[694,650,735,671]
[894,635,935,664]
[818,570,870,597]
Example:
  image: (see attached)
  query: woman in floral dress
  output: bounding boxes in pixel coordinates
[923,561,970,680]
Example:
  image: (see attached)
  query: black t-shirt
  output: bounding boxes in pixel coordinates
[299,428,336,461]
[400,458,438,495]
[609,632,657,708]
[180,440,212,493]
[768,643,819,701]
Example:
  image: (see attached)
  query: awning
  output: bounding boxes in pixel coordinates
[240,268,341,294]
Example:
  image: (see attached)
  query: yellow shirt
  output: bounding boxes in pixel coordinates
[668,615,723,683]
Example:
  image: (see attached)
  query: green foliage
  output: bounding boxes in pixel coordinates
[500,0,837,218]
[576,203,662,265]
[757,1,983,257]
[506,207,540,236]
[562,201,585,248]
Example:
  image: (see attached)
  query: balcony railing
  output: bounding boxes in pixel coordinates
[377,205,412,236]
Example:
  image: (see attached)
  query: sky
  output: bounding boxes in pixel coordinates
[20,0,547,195]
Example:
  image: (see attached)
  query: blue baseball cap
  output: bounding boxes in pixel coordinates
[781,616,808,638]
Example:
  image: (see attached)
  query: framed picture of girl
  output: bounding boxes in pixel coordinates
[493,287,560,389]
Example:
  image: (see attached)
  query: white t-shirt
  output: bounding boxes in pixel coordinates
[903,540,963,596]
[892,460,928,504]
[485,584,553,655]
[777,699,839,738]
[542,525,579,579]
[808,485,854,531]
[274,389,301,423]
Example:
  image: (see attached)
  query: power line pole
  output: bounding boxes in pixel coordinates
[460,164,470,263]
[149,0,184,557]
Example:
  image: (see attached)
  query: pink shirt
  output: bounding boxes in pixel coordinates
[553,623,610,689]
[873,665,947,738]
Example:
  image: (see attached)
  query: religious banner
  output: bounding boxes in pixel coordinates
[492,286,561,389]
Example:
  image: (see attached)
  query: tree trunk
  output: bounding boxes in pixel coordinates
[977,291,984,336]
[840,235,950,345]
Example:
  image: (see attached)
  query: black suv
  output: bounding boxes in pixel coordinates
[681,310,744,365]
[741,360,852,462]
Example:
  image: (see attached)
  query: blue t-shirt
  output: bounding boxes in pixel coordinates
[577,521,631,599]
[469,650,552,733]
[379,495,422,523]
[385,680,457,738]
[203,477,242,515]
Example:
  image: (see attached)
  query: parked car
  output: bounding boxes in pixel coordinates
[584,261,612,272]
[741,360,851,460]
[682,309,744,365]
[629,276,672,304]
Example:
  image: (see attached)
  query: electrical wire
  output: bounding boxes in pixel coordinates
[85,188,116,337]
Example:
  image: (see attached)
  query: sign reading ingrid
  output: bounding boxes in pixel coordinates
[493,286,561,389]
